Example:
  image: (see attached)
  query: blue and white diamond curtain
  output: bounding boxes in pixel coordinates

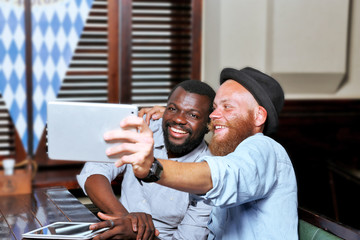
[0,0,93,153]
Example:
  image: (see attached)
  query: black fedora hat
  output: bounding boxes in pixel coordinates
[220,67,284,135]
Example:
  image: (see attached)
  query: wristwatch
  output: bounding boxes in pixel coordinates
[138,157,163,183]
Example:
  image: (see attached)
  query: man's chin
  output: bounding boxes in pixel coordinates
[209,139,228,156]
[209,135,241,156]
[168,139,186,147]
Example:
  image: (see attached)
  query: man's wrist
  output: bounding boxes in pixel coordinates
[137,157,163,183]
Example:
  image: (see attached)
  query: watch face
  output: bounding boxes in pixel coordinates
[140,158,163,183]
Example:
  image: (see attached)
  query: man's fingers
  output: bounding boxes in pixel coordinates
[128,215,139,232]
[104,129,152,143]
[89,221,109,231]
[120,115,151,132]
[97,212,118,220]
[135,214,150,240]
[106,140,152,158]
[92,228,118,240]
[138,108,148,118]
[104,116,151,140]
[114,153,153,178]
[142,214,156,240]
[138,108,152,125]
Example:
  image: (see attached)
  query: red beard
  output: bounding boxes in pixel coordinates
[209,112,255,156]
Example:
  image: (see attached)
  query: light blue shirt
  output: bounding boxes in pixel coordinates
[77,118,212,240]
[192,133,298,240]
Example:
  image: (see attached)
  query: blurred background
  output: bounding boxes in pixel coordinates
[0,0,359,231]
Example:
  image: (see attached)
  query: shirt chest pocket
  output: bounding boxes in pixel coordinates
[148,188,190,224]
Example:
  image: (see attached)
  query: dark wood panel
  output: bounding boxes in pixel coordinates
[119,0,133,104]
[33,164,84,189]
[107,0,120,103]
[274,99,360,230]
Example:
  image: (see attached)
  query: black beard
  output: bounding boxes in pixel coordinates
[163,123,206,157]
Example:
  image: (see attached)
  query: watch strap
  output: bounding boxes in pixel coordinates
[137,157,163,183]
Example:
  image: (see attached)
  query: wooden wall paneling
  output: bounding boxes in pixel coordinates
[130,0,199,107]
[107,0,120,103]
[0,102,26,162]
[191,0,202,80]
[119,0,133,104]
[25,0,33,158]
[274,100,360,229]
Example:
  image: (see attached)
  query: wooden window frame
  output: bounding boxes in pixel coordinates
[116,0,203,104]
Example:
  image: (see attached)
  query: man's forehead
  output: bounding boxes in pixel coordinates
[216,80,243,97]
[215,80,256,105]
[169,87,208,102]
[167,88,210,112]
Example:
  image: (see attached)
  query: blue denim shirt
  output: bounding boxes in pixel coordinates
[77,118,212,240]
[192,133,298,240]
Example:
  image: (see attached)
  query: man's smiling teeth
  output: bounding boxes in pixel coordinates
[171,127,187,134]
[215,125,227,129]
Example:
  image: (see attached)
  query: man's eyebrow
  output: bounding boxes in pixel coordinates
[217,99,230,105]
[188,108,201,114]
[168,102,203,114]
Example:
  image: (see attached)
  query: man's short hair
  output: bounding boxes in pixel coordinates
[168,80,216,117]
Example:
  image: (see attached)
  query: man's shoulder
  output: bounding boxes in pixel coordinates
[242,133,289,159]
[245,133,278,145]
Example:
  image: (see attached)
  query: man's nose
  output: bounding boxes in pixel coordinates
[210,109,220,119]
[174,112,187,124]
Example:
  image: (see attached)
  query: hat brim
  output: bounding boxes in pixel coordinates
[220,68,279,135]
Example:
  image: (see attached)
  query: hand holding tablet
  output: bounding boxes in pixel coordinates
[22,222,109,239]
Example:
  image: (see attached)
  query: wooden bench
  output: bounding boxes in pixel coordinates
[299,207,360,240]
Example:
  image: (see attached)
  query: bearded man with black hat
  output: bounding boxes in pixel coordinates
[92,67,299,240]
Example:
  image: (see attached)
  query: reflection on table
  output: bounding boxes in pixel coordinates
[0,186,99,240]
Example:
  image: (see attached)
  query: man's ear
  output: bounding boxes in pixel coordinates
[254,106,267,127]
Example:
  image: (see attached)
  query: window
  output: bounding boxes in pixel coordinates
[0,0,202,165]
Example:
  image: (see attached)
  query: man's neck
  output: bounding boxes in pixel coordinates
[166,144,200,159]
[167,151,187,159]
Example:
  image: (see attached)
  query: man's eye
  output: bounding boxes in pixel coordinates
[188,113,199,119]
[168,107,176,111]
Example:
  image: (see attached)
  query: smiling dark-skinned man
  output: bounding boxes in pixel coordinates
[77,80,216,240]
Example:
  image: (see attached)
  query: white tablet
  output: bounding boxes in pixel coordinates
[47,101,138,162]
[22,222,108,239]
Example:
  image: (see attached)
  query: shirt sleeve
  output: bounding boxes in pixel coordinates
[76,162,125,195]
[192,134,279,208]
[171,199,212,240]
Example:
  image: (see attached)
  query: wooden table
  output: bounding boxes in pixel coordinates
[0,186,99,240]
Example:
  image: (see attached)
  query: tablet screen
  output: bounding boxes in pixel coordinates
[22,222,108,239]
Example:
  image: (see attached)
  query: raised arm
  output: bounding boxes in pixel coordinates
[104,116,213,194]
[156,160,212,194]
